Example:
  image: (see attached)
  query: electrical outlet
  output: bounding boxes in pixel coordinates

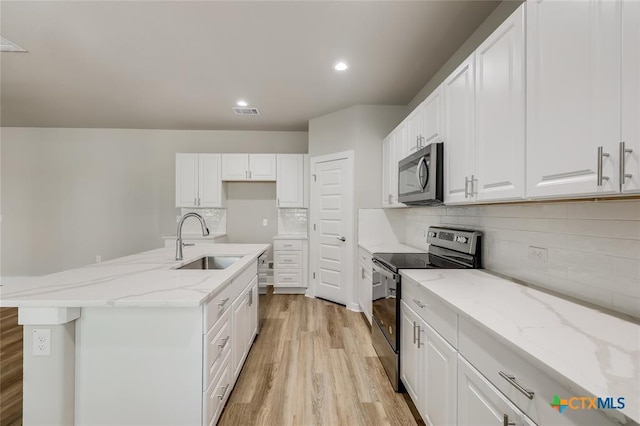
[95,255,102,263]
[32,329,51,356]
[528,246,548,264]
[262,219,268,227]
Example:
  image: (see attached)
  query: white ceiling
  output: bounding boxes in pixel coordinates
[0,1,500,131]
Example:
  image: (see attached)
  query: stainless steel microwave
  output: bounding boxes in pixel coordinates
[397,142,443,205]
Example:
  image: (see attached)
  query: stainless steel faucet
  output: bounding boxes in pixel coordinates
[175,212,210,261]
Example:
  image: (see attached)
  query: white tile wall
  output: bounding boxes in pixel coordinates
[403,200,640,319]
[277,208,308,235]
[179,208,226,235]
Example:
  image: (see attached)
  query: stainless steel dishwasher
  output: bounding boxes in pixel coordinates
[257,250,269,333]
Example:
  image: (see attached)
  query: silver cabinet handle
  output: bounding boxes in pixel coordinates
[217,383,230,400]
[249,170,252,179]
[362,267,365,279]
[277,197,280,206]
[464,176,470,198]
[470,174,476,196]
[499,371,534,400]
[337,236,346,242]
[620,141,633,191]
[503,414,516,426]
[246,291,251,306]
[597,146,610,186]
[416,324,423,347]
[182,242,195,247]
[245,170,248,179]
[198,197,201,206]
[194,197,197,206]
[218,297,230,308]
[413,321,418,344]
[416,136,420,150]
[388,194,392,204]
[217,336,230,349]
[412,298,426,308]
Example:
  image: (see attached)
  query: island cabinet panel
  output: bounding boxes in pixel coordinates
[75,260,259,426]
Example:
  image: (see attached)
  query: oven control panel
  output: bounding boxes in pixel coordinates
[426,226,481,254]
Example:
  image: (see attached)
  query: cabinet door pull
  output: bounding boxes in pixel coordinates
[416,325,423,347]
[499,371,534,399]
[464,176,470,198]
[217,383,230,400]
[245,170,248,179]
[198,197,201,206]
[277,197,280,206]
[470,174,477,196]
[412,298,426,308]
[503,414,516,426]
[218,297,230,308]
[362,267,365,279]
[413,321,418,344]
[217,336,230,349]
[597,146,610,186]
[194,197,197,206]
[620,141,633,191]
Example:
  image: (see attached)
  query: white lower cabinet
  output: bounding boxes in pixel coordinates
[231,275,258,382]
[458,355,534,426]
[273,238,308,292]
[401,300,457,426]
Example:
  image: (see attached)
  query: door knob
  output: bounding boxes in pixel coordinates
[337,236,346,242]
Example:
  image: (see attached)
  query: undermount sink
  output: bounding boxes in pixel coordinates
[177,256,242,270]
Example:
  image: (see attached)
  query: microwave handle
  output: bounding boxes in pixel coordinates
[417,157,426,190]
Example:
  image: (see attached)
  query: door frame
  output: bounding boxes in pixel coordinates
[308,150,356,310]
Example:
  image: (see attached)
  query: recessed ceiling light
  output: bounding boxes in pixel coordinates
[236,100,248,107]
[334,61,349,71]
[0,37,27,53]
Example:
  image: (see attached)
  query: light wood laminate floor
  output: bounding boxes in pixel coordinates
[219,295,421,426]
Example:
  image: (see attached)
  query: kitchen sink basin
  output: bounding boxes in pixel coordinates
[177,256,242,270]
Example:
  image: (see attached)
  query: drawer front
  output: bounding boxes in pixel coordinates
[203,352,231,426]
[459,317,619,426]
[358,247,373,271]
[402,276,458,348]
[274,269,303,287]
[274,239,303,251]
[204,261,257,332]
[274,251,302,268]
[203,309,231,390]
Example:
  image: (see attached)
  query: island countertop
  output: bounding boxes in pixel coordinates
[401,268,640,424]
[0,244,270,308]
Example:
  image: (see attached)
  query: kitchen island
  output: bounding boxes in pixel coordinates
[0,243,270,426]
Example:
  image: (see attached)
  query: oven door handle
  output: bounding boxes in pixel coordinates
[372,258,398,281]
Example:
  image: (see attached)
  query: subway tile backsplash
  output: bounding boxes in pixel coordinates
[402,199,640,319]
[278,208,308,235]
[179,208,226,235]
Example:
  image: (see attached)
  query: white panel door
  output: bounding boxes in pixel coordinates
[176,153,198,207]
[622,0,640,193]
[421,85,444,145]
[526,0,621,198]
[423,324,457,426]
[199,154,223,207]
[249,154,277,181]
[221,154,249,181]
[458,356,528,426]
[444,54,476,204]
[276,154,304,207]
[400,302,420,405]
[312,157,353,305]
[475,5,525,202]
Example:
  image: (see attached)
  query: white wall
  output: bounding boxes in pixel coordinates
[401,200,640,320]
[0,127,307,276]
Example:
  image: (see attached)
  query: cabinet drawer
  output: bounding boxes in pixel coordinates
[358,248,372,271]
[203,309,231,390]
[203,352,231,426]
[401,276,458,348]
[274,269,303,287]
[274,251,302,268]
[459,317,619,426]
[274,239,303,251]
[203,285,234,334]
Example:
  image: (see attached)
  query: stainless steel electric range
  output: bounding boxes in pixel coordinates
[371,226,482,391]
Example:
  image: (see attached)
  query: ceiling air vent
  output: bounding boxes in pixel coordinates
[233,107,260,116]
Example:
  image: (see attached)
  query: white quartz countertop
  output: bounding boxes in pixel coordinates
[358,241,424,255]
[401,268,640,424]
[0,244,269,308]
[273,234,308,240]
[161,233,227,240]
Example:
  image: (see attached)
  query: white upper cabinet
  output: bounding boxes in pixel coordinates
[382,121,407,208]
[407,108,423,155]
[221,154,276,181]
[176,153,224,208]
[276,154,304,207]
[248,154,277,181]
[474,4,525,202]
[221,154,250,181]
[622,0,640,193]
[443,54,476,205]
[421,85,444,145]
[526,0,621,198]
